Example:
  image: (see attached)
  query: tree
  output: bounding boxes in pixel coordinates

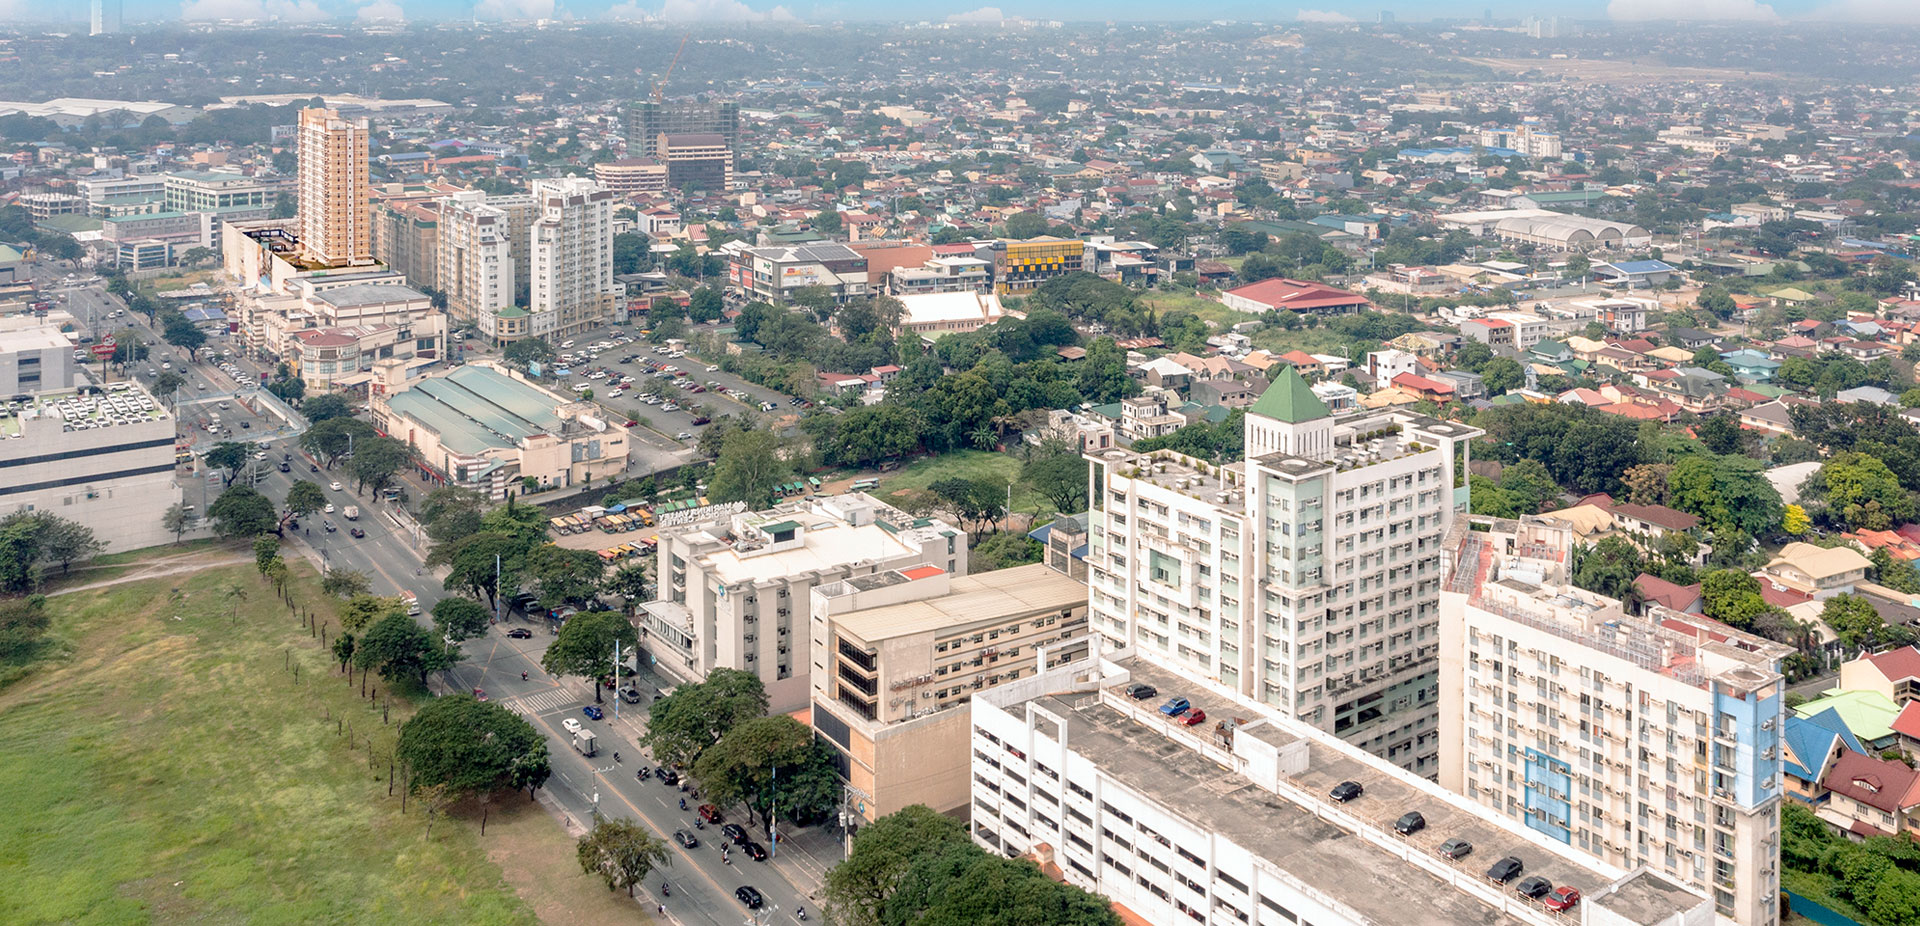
[422,486,490,543]
[1571,536,1649,600]
[1700,569,1779,630]
[301,416,376,468]
[398,692,552,802]
[253,535,281,578]
[971,531,1044,571]
[1481,357,1524,396]
[707,428,789,510]
[1784,503,1812,536]
[1076,338,1137,404]
[205,441,255,487]
[1003,211,1049,239]
[0,595,52,661]
[340,594,405,632]
[208,485,277,538]
[691,714,834,826]
[641,667,768,765]
[882,843,1122,926]
[502,338,556,367]
[349,436,413,496]
[284,480,326,522]
[439,531,533,611]
[1022,447,1089,515]
[526,544,606,611]
[300,393,355,422]
[161,314,207,361]
[162,503,193,543]
[541,611,638,704]
[331,633,356,674]
[576,819,671,897]
[432,597,492,644]
[604,561,652,613]
[29,515,103,576]
[321,568,373,600]
[1823,452,1917,531]
[929,477,1004,537]
[355,611,446,685]
[0,512,103,591]
[1824,594,1897,651]
[151,371,186,405]
[824,805,974,926]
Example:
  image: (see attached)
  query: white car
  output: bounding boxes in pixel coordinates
[561,340,576,349]
[562,718,584,735]
[330,481,342,491]
[571,383,591,393]
[607,388,624,397]
[675,431,694,440]
[324,503,335,513]
[706,365,719,372]
[662,402,679,412]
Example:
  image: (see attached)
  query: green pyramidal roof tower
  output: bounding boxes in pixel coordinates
[1250,364,1329,424]
[1245,364,1334,459]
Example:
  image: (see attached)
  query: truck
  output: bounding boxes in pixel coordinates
[343,505,360,521]
[401,591,420,616]
[572,729,597,757]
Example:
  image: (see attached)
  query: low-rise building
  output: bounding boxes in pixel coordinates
[1219,277,1369,315]
[894,291,1008,338]
[0,321,78,393]
[593,158,668,195]
[809,561,1090,825]
[728,243,870,305]
[0,382,180,552]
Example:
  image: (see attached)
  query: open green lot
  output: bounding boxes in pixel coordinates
[1139,291,1256,330]
[0,556,549,926]
[878,449,1046,515]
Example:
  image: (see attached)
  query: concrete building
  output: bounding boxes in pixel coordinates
[0,322,78,394]
[438,191,522,340]
[624,100,740,160]
[727,243,870,305]
[369,182,464,294]
[296,108,373,268]
[592,158,669,196]
[277,283,445,390]
[657,134,733,192]
[370,362,626,499]
[163,172,283,214]
[809,561,1090,825]
[1438,210,1652,251]
[991,237,1084,295]
[0,382,179,553]
[528,178,618,340]
[1479,121,1564,160]
[1085,367,1482,775]
[970,649,1715,926]
[91,0,121,35]
[1438,515,1793,926]
[894,291,1008,338]
[640,493,968,714]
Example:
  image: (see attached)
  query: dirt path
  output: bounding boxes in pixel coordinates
[45,552,251,596]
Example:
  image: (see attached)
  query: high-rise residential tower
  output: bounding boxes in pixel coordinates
[90,0,121,35]
[623,100,740,160]
[527,177,617,340]
[296,108,373,268]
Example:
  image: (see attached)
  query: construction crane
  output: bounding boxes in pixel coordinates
[653,33,690,104]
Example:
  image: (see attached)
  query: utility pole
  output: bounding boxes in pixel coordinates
[613,638,622,721]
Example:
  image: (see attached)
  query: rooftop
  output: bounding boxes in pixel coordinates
[382,364,583,456]
[313,283,431,309]
[829,563,1084,643]
[0,383,168,440]
[987,655,1706,926]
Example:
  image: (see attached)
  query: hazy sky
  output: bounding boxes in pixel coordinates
[9,0,1916,26]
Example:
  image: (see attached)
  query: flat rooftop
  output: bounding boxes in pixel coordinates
[995,656,1703,926]
[832,563,1084,642]
[1,383,167,440]
[314,283,429,308]
[1089,447,1246,510]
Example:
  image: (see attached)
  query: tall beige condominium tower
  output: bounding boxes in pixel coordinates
[297,108,373,268]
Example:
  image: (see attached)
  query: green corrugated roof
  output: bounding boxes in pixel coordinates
[760,520,800,534]
[1249,365,1328,424]
[1795,689,1899,744]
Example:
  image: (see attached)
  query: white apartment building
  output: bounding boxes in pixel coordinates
[1657,130,1740,157]
[0,382,180,553]
[639,493,968,713]
[0,322,79,394]
[438,191,519,340]
[1479,122,1564,160]
[970,648,1715,926]
[1085,367,1482,776]
[528,177,618,340]
[1439,515,1792,926]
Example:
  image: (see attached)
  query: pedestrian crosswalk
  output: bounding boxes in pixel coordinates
[502,689,576,716]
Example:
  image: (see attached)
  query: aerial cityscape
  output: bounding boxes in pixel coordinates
[6,6,1920,926]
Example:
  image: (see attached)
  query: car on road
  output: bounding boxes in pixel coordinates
[1125,683,1157,700]
[330,481,342,491]
[1158,696,1190,716]
[698,804,723,824]
[506,628,533,639]
[735,886,763,909]
[349,527,366,539]
[581,705,603,721]
[1329,780,1364,802]
[706,365,719,372]
[722,823,749,845]
[743,841,767,861]
[324,503,335,513]
[658,768,679,785]
[1438,838,1473,860]
[562,718,583,735]
[323,520,336,533]
[472,688,488,701]
[1543,886,1581,912]
[674,830,699,849]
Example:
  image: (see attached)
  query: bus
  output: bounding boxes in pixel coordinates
[848,478,880,492]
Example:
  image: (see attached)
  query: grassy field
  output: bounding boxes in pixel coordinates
[1139,291,1255,330]
[0,554,613,926]
[878,449,1046,515]
[1247,325,1364,359]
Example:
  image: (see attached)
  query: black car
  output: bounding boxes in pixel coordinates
[1514,876,1553,900]
[506,628,533,639]
[323,520,336,533]
[1125,683,1157,700]
[1329,780,1364,803]
[673,829,699,849]
[735,886,763,909]
[278,462,290,472]
[743,841,767,861]
[1438,838,1473,860]
[349,527,366,539]
[722,823,749,845]
[1393,811,1426,835]
[658,768,679,785]
[1486,857,1524,884]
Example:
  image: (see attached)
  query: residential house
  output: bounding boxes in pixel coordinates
[1764,542,1872,599]
[1028,409,1114,454]
[1190,378,1261,408]
[1817,750,1920,839]
[1720,349,1781,383]
[1387,371,1456,403]
[1783,709,1868,806]
[1365,349,1419,389]
[1738,400,1796,436]
[1667,327,1718,350]
[1838,646,1920,707]
[1795,689,1904,753]
[1633,573,1703,614]
[1117,394,1185,442]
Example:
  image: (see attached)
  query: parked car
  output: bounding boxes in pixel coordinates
[1329,781,1364,803]
[1485,857,1524,884]
[735,886,763,909]
[581,705,604,721]
[506,628,533,639]
[1158,697,1191,716]
[1125,683,1157,700]
[1181,709,1207,726]
[743,841,767,861]
[1394,811,1425,835]
[698,804,723,824]
[690,416,711,426]
[658,768,679,785]
[674,830,699,849]
[1543,886,1581,912]
[722,823,749,845]
[330,481,342,491]
[619,687,643,703]
[472,688,487,701]
[1514,876,1552,901]
[1438,838,1473,860]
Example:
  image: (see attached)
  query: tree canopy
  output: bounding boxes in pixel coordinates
[398,693,552,800]
[641,667,768,766]
[540,611,638,703]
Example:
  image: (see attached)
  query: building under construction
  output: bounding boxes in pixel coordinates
[624,101,740,160]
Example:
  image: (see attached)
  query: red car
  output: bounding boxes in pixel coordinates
[1543,887,1581,912]
[472,688,488,701]
[1182,709,1207,726]
[698,804,724,824]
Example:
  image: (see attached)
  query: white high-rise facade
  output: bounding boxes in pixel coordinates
[1085,368,1481,775]
[438,191,518,340]
[528,177,617,341]
[1438,514,1791,926]
[91,0,121,35]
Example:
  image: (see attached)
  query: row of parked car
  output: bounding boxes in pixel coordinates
[1125,680,1579,913]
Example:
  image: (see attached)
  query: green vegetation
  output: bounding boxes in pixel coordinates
[880,449,1043,515]
[1782,801,1920,926]
[0,560,542,925]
